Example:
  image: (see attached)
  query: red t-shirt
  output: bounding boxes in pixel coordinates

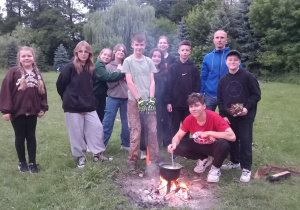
[181,110,230,144]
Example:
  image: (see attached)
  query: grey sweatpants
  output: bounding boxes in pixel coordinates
[65,111,106,157]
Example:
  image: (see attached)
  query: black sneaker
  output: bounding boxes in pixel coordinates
[77,156,86,168]
[18,162,29,173]
[93,153,113,162]
[28,163,39,173]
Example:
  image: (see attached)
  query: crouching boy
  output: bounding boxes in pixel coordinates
[168,93,236,182]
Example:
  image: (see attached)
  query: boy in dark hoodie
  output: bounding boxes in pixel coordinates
[167,40,200,139]
[217,50,261,183]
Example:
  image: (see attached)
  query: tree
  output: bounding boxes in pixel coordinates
[186,0,219,47]
[177,17,189,41]
[231,0,260,73]
[83,0,155,54]
[249,0,300,73]
[7,41,18,68]
[169,1,193,23]
[53,44,70,71]
[33,45,51,72]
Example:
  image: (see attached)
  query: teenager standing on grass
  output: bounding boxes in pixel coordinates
[0,46,48,173]
[94,48,125,122]
[56,41,112,168]
[149,48,170,147]
[122,33,159,172]
[217,50,261,182]
[102,44,130,150]
[167,40,201,139]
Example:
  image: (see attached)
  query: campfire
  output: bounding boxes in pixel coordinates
[157,176,191,201]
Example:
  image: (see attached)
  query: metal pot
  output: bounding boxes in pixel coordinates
[158,162,183,181]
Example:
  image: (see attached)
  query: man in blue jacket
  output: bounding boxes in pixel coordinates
[200,30,230,111]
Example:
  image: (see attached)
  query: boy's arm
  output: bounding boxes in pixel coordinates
[149,73,155,98]
[200,128,236,142]
[125,73,140,100]
[195,66,201,93]
[245,74,261,111]
[168,129,187,153]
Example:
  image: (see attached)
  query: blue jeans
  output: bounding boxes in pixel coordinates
[205,95,218,111]
[102,97,130,147]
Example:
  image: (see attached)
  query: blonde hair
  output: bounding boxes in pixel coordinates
[17,46,45,94]
[73,41,94,75]
[111,44,127,63]
[98,48,112,62]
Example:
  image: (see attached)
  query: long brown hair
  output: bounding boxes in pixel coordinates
[111,44,127,63]
[73,41,94,75]
[17,46,45,94]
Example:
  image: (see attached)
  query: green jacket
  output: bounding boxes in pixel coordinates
[93,59,125,96]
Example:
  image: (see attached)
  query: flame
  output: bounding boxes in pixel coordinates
[158,176,190,200]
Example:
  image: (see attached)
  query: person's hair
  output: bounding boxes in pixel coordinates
[214,29,227,37]
[149,48,166,71]
[17,46,45,94]
[187,93,205,105]
[98,48,112,61]
[179,40,192,48]
[73,41,94,75]
[111,44,127,63]
[158,36,168,43]
[132,33,146,42]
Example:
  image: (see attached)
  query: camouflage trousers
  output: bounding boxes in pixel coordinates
[127,99,159,164]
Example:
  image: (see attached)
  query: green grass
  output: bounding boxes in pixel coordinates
[0,70,300,209]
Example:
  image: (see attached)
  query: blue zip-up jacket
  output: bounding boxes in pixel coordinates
[200,47,230,98]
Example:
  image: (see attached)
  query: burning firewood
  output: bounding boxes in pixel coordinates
[164,186,181,201]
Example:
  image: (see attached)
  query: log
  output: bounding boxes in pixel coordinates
[266,171,291,182]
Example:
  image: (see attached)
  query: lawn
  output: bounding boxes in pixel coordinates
[0,70,299,209]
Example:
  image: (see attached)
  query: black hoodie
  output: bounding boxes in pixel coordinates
[217,68,261,122]
[167,59,200,109]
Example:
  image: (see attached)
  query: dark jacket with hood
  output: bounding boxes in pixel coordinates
[167,59,200,109]
[217,68,261,122]
[56,62,96,113]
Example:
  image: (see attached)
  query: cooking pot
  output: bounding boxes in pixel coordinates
[158,162,183,181]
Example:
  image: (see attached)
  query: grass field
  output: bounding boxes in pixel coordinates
[0,70,299,209]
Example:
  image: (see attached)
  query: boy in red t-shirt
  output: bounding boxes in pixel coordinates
[168,93,236,183]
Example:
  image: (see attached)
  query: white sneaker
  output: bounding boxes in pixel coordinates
[120,145,130,151]
[140,150,147,160]
[240,169,251,182]
[221,161,240,170]
[194,156,213,173]
[207,165,221,183]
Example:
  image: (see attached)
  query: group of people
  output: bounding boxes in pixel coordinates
[0,29,260,184]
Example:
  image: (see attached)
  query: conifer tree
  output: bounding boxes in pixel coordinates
[7,42,18,68]
[233,0,260,73]
[34,45,50,72]
[53,44,70,71]
[177,17,189,41]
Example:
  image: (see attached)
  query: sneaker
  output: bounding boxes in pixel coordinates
[18,162,29,173]
[93,153,113,162]
[221,161,240,170]
[127,162,136,171]
[194,156,213,173]
[120,145,130,151]
[77,156,86,168]
[140,150,147,160]
[240,169,251,182]
[28,163,39,173]
[207,165,221,183]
